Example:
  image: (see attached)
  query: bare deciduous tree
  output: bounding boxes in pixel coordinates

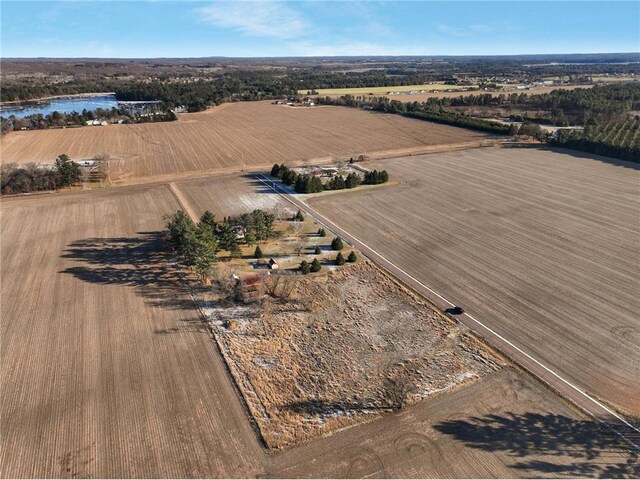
[275,205,291,222]
[213,264,237,299]
[266,274,299,301]
[292,239,305,257]
[291,220,304,235]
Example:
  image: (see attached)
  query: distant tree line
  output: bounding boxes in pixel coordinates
[313,83,640,131]
[1,154,81,195]
[1,107,176,133]
[271,163,389,193]
[423,83,640,126]
[289,56,640,91]
[0,80,114,103]
[113,71,295,112]
[5,57,638,109]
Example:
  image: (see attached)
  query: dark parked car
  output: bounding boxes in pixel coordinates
[445,306,465,315]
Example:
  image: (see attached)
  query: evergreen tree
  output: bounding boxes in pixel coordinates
[54,154,81,187]
[254,245,263,258]
[310,175,323,193]
[345,172,360,188]
[347,251,357,262]
[294,175,306,193]
[318,228,327,237]
[217,222,237,251]
[165,210,196,256]
[188,226,218,282]
[331,237,344,251]
[314,246,322,255]
[244,229,256,246]
[282,169,297,186]
[199,210,217,235]
[231,242,243,258]
[295,209,305,221]
[335,252,346,265]
[310,258,322,272]
[271,163,281,177]
[300,260,311,274]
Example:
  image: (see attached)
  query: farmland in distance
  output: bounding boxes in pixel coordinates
[0,101,490,185]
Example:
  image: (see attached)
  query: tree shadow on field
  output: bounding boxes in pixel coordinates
[59,231,207,333]
[282,399,387,416]
[434,412,639,478]
[547,147,640,171]
[244,177,282,195]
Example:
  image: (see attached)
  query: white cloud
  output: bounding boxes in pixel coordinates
[196,1,308,39]
[437,21,515,37]
[289,40,426,57]
[436,24,467,37]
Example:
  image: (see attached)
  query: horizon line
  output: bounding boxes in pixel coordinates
[3,52,640,61]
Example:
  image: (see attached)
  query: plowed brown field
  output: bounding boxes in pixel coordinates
[0,101,489,185]
[2,174,637,477]
[0,186,264,478]
[308,148,640,416]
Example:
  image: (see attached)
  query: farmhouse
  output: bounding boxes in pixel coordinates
[231,225,245,240]
[310,167,338,178]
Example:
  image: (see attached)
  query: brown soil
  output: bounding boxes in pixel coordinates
[309,147,640,415]
[2,174,637,477]
[0,101,489,185]
[210,261,502,449]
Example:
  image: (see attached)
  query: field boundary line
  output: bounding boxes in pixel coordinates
[254,173,640,451]
[167,182,200,223]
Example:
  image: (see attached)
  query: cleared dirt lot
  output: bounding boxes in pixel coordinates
[0,101,489,185]
[2,175,637,477]
[0,186,264,478]
[309,148,640,416]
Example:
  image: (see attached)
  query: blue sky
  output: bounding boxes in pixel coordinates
[2,1,638,58]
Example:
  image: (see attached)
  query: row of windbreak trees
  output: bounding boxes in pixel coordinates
[314,95,513,135]
[0,154,81,195]
[270,164,389,194]
[551,119,640,162]
[165,209,277,282]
